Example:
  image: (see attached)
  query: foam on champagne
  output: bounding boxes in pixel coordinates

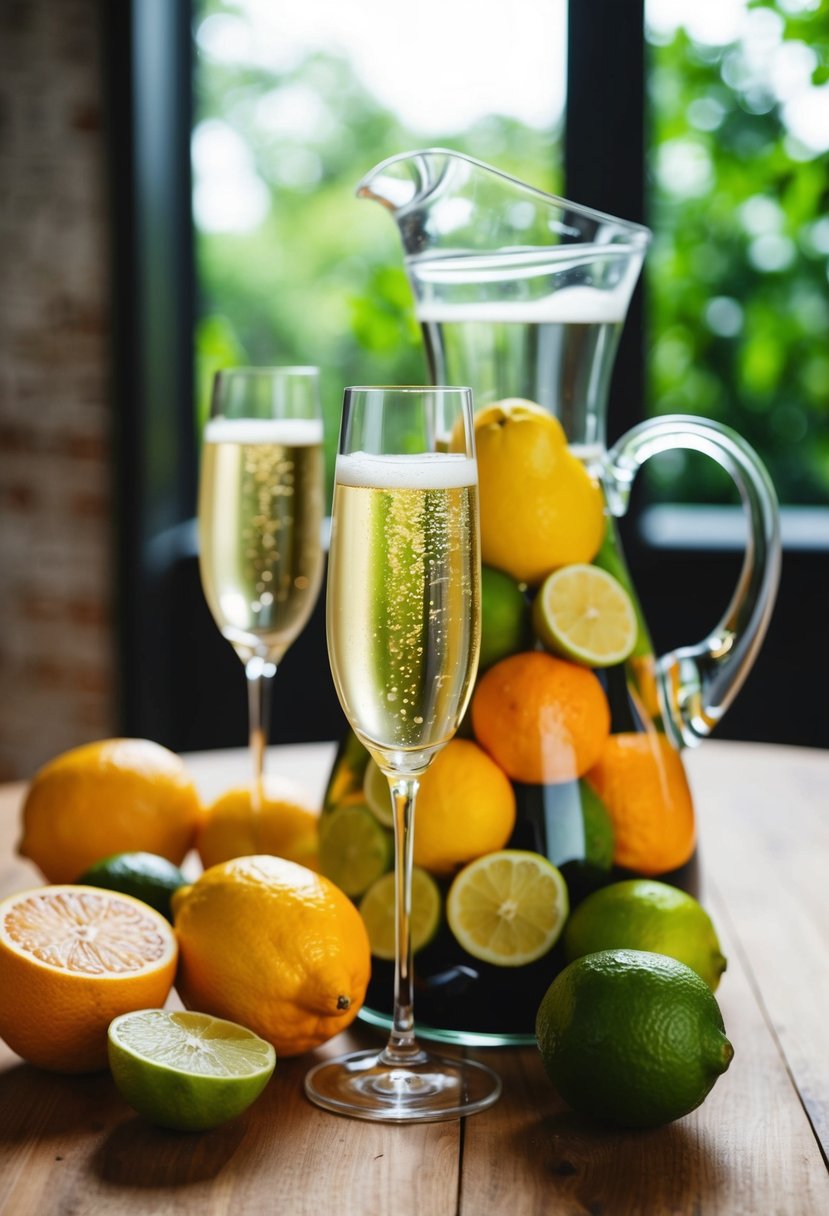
[336,451,478,490]
[204,417,324,446]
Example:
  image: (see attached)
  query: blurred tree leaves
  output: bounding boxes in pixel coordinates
[646,0,829,504]
[192,2,560,489]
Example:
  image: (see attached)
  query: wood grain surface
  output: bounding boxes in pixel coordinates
[0,740,827,1216]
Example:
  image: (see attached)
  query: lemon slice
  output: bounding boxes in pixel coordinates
[446,850,569,967]
[363,758,394,827]
[358,867,441,960]
[318,804,393,897]
[108,1009,275,1131]
[532,563,637,667]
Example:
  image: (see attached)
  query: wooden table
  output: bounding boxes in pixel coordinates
[0,740,827,1215]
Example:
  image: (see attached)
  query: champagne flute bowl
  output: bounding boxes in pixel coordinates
[304,385,501,1122]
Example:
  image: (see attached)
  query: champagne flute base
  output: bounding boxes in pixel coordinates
[304,1047,501,1122]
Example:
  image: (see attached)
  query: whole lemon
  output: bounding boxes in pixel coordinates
[536,949,734,1129]
[453,399,605,585]
[412,738,516,875]
[172,855,371,1057]
[18,739,202,884]
[564,879,727,990]
[197,777,320,871]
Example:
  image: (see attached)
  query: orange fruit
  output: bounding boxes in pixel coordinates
[171,855,371,1057]
[585,733,696,875]
[471,651,610,785]
[197,778,320,871]
[0,885,177,1073]
[451,399,605,584]
[18,738,202,884]
[412,739,516,875]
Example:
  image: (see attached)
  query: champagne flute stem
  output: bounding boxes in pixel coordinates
[381,774,424,1065]
[245,655,276,819]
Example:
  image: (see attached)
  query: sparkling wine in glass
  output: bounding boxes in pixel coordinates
[304,385,501,1122]
[197,367,325,809]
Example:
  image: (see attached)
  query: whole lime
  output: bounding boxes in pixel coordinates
[480,565,529,670]
[77,851,188,922]
[564,879,727,990]
[536,949,734,1129]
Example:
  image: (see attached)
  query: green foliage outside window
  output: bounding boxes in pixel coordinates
[646,0,829,504]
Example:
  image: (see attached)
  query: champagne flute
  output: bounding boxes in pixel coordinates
[197,367,325,813]
[304,386,501,1122]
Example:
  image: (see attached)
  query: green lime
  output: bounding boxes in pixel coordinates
[532,563,637,667]
[77,851,188,922]
[108,1009,275,1131]
[480,565,529,670]
[358,866,441,960]
[318,803,392,897]
[536,949,733,1129]
[363,759,394,827]
[446,849,569,966]
[564,879,727,990]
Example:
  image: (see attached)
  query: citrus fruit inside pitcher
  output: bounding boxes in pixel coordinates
[322,404,699,1045]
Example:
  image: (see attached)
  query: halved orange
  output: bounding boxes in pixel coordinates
[0,885,178,1072]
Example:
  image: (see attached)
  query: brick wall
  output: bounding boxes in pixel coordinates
[0,0,115,780]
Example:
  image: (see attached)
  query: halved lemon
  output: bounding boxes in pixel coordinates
[532,563,637,667]
[318,804,392,897]
[358,867,441,960]
[446,850,568,967]
[108,1009,275,1131]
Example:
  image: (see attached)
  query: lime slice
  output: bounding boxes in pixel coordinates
[363,759,394,827]
[107,1009,275,1131]
[532,563,637,667]
[446,849,569,967]
[318,804,393,897]
[358,867,441,960]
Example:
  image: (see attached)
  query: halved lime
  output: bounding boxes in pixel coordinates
[363,759,394,827]
[358,866,441,960]
[318,803,393,897]
[446,849,569,967]
[108,1009,275,1131]
[532,563,637,667]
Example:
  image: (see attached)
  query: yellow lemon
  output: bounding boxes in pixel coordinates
[453,399,605,585]
[412,738,516,876]
[18,739,202,884]
[172,855,371,1057]
[197,778,320,871]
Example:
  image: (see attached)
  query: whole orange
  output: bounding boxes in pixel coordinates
[198,777,320,871]
[585,732,696,875]
[471,651,610,785]
[172,855,371,1057]
[18,739,202,883]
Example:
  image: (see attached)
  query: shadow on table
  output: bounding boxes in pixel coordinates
[0,1061,121,1141]
[519,1107,730,1211]
[93,1112,248,1188]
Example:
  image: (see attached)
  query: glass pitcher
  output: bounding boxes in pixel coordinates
[322,149,781,1046]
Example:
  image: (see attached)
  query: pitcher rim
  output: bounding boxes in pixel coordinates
[356,147,652,246]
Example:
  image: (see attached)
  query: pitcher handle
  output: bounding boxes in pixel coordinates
[604,415,781,748]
